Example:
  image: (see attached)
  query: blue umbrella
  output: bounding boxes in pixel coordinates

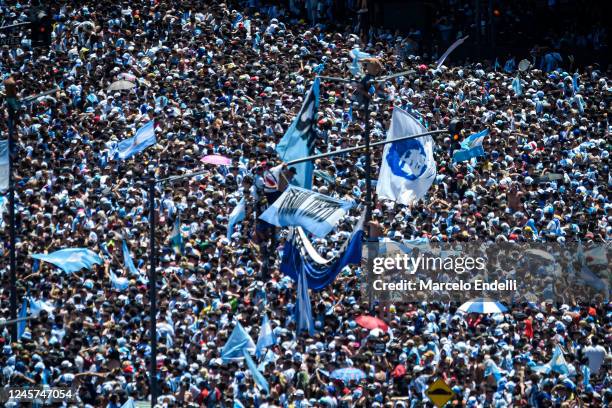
[330,367,366,383]
[459,298,508,314]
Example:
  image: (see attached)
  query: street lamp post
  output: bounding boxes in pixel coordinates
[6,87,17,341]
[148,177,158,406]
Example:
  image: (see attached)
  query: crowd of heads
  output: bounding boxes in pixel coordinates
[0,1,609,407]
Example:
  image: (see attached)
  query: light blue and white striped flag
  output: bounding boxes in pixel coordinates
[29,297,54,316]
[452,129,489,163]
[115,121,156,160]
[256,314,277,359]
[376,107,436,205]
[110,270,129,291]
[31,248,103,274]
[221,322,256,362]
[243,348,270,394]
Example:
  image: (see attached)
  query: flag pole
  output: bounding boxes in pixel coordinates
[363,81,373,238]
[285,129,447,166]
[5,76,18,341]
[148,176,158,407]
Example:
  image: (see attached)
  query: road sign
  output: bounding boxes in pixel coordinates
[425,378,455,408]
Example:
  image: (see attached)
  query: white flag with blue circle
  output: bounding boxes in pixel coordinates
[376,108,436,205]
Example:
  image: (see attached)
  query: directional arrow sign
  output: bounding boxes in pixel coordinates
[425,378,455,408]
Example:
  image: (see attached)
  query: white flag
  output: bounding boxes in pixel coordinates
[376,108,436,205]
[259,185,354,237]
[0,139,8,191]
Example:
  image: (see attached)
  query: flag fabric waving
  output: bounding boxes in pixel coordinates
[436,36,469,69]
[110,270,129,291]
[452,129,489,163]
[115,121,156,160]
[221,322,257,362]
[280,211,364,290]
[17,297,27,340]
[227,198,246,236]
[31,248,103,274]
[295,266,315,336]
[256,314,277,359]
[0,140,8,191]
[259,185,354,238]
[376,107,436,205]
[275,78,320,188]
[243,348,270,393]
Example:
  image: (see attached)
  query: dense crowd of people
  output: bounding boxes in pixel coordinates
[0,1,609,407]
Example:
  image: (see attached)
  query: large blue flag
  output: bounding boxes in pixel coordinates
[115,121,156,160]
[243,348,270,394]
[452,129,489,163]
[275,78,320,188]
[221,322,256,362]
[17,297,27,340]
[31,248,103,274]
[295,267,315,336]
[376,108,436,205]
[549,345,569,375]
[281,212,364,290]
[227,198,246,237]
[259,185,354,238]
[0,139,7,191]
[255,314,277,359]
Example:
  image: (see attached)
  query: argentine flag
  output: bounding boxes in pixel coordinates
[376,107,436,205]
[0,139,8,191]
[31,248,103,274]
[256,314,277,359]
[115,121,156,160]
[452,129,489,163]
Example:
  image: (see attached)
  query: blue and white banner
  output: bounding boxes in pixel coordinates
[452,129,489,163]
[259,185,354,238]
[281,211,364,290]
[0,139,8,191]
[115,121,156,160]
[275,78,320,188]
[376,107,436,205]
[31,248,103,274]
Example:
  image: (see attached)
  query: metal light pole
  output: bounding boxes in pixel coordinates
[362,84,373,237]
[148,177,157,407]
[4,76,19,341]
